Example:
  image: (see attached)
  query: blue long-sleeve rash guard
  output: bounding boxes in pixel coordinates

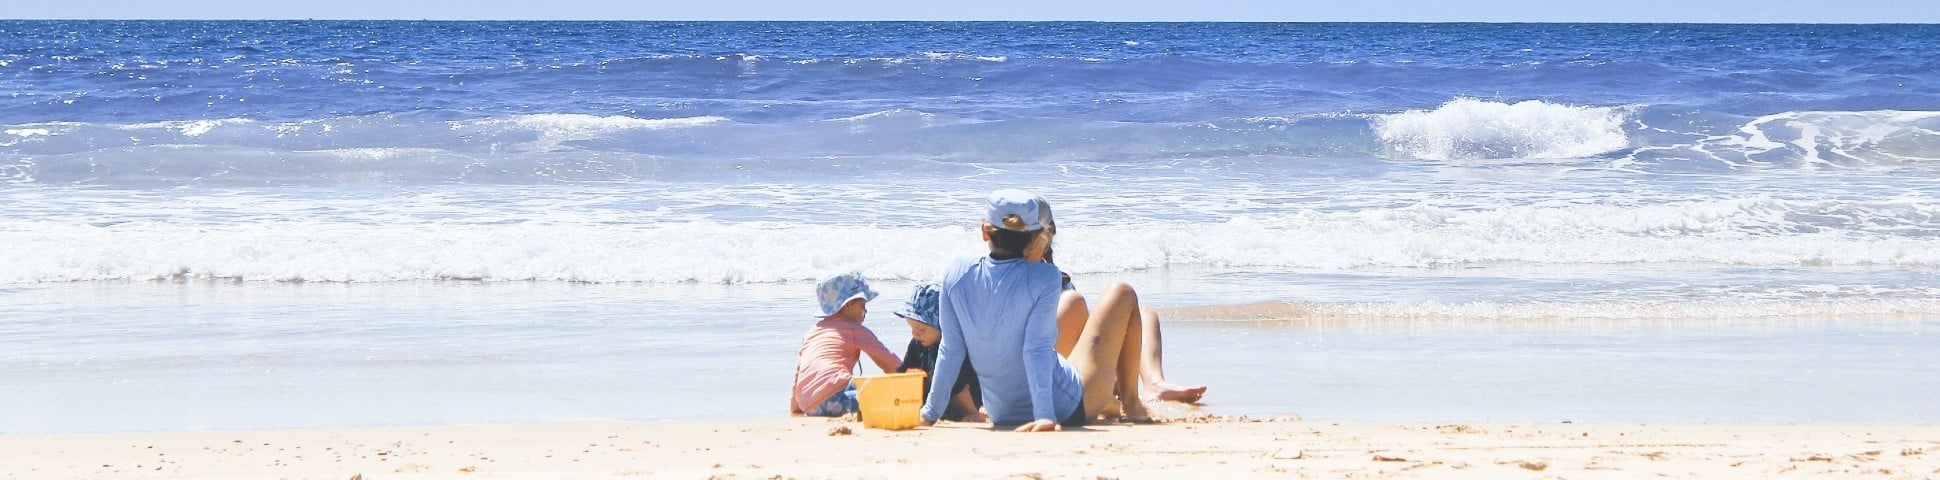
[921,256,1082,425]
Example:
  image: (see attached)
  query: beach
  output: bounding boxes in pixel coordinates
[5,20,1940,479]
[5,415,1937,479]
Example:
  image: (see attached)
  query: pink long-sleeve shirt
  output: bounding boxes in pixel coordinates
[790,316,902,414]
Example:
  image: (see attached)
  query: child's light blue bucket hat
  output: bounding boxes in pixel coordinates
[815,271,879,317]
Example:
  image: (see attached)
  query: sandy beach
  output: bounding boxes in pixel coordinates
[4,414,1935,479]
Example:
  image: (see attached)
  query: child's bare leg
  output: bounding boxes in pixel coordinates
[1068,282,1147,422]
[1055,290,1088,357]
[950,389,986,422]
[1139,306,1207,403]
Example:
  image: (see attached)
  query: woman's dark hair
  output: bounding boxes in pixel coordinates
[985,224,1042,260]
[1042,222,1056,264]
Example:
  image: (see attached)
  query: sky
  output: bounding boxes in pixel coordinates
[6,0,1937,23]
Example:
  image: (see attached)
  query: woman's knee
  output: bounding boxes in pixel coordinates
[1059,289,1088,311]
[1058,291,1090,322]
[1101,281,1138,304]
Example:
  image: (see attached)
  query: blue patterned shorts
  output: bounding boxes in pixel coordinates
[805,382,859,417]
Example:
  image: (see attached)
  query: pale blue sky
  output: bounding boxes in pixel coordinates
[7,0,1936,23]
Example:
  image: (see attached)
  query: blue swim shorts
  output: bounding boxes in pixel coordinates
[805,381,859,417]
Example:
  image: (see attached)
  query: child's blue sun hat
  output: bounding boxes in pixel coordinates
[895,282,942,327]
[814,271,879,317]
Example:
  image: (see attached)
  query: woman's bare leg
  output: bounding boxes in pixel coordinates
[1055,290,1088,357]
[1063,288,1208,406]
[1066,282,1148,422]
[1138,306,1207,403]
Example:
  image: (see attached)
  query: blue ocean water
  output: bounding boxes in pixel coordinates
[2,22,1937,432]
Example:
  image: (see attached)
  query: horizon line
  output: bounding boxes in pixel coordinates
[3,18,1937,25]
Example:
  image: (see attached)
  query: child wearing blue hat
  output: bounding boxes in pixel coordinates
[893,282,986,423]
[789,271,903,417]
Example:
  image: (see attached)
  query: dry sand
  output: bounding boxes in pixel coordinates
[3,415,1936,479]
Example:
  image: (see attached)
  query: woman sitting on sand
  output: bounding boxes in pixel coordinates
[919,189,1203,431]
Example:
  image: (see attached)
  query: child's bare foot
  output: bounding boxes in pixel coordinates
[1148,382,1207,403]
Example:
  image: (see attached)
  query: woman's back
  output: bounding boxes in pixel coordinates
[925,255,1082,426]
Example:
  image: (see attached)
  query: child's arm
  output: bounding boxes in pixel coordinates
[850,324,902,374]
[921,289,967,425]
[896,340,925,373]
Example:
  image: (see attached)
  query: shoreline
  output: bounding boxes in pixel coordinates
[4,416,1935,479]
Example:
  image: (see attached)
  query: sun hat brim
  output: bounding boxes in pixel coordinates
[816,291,875,317]
[894,309,937,327]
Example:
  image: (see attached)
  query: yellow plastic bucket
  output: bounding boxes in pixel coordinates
[853,371,926,430]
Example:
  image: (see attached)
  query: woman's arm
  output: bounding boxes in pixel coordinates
[1019,267,1063,430]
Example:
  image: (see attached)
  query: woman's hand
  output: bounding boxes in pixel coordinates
[1013,419,1061,432]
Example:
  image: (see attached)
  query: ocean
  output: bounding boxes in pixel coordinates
[2,21,1936,433]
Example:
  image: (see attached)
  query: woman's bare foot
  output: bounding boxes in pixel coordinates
[1096,397,1153,423]
[1120,399,1153,423]
[1148,382,1207,403]
[1099,397,1123,418]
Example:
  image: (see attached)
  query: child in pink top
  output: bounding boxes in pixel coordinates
[790,271,903,416]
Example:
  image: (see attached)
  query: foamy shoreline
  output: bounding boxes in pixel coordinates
[4,416,1934,479]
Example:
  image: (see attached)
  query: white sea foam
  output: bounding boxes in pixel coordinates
[4,128,52,137]
[915,52,1007,62]
[1374,99,1630,160]
[121,118,257,137]
[5,107,1937,189]
[1062,209,1940,273]
[7,193,1940,284]
[476,114,731,139]
[1706,110,1940,168]
[446,114,734,153]
[294,147,450,162]
[0,220,983,283]
[1,128,55,148]
[829,109,935,123]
